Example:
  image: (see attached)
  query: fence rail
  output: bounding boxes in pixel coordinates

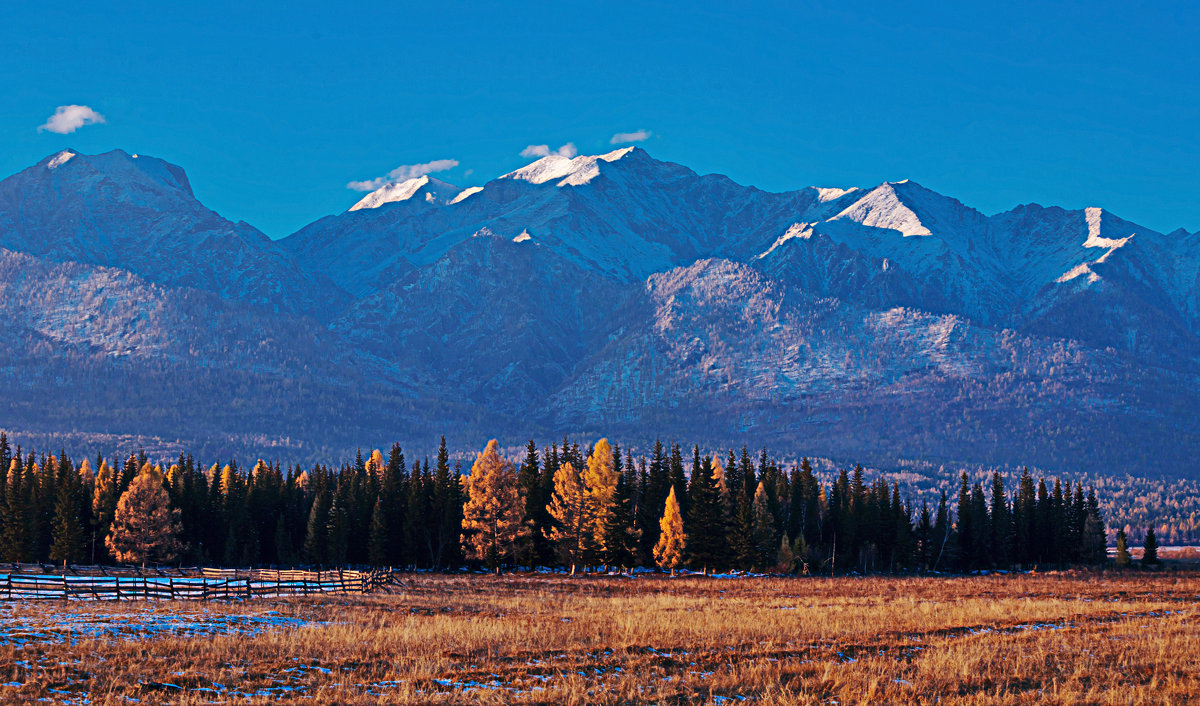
[0,565,392,601]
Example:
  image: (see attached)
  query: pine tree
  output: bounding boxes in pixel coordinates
[516,439,546,569]
[637,440,669,561]
[460,440,524,573]
[367,496,390,567]
[1142,527,1159,566]
[750,481,776,570]
[1082,488,1107,565]
[105,465,182,565]
[49,467,85,564]
[1114,528,1131,567]
[653,486,686,575]
[685,453,725,573]
[597,468,639,571]
[546,461,594,574]
[303,483,330,565]
[1,457,29,562]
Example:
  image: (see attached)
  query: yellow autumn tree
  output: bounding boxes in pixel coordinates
[105,464,182,566]
[546,461,595,574]
[461,439,525,574]
[584,438,618,552]
[654,486,687,575]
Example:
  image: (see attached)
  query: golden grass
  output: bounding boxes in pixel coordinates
[1,571,1198,704]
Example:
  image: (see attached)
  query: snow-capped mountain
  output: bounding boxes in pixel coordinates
[348,175,465,211]
[1,147,1198,474]
[0,149,347,316]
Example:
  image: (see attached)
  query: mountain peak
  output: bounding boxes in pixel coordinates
[45,149,77,170]
[500,146,638,186]
[348,175,463,212]
[832,181,933,237]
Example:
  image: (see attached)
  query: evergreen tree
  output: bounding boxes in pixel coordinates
[597,467,639,571]
[653,487,686,575]
[1142,527,1159,566]
[516,439,547,569]
[1,456,29,561]
[1082,489,1107,565]
[637,440,669,561]
[686,452,725,573]
[667,443,687,518]
[461,439,524,573]
[49,466,85,564]
[303,483,330,565]
[750,481,776,570]
[367,496,390,567]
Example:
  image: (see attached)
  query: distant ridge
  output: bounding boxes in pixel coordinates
[1,147,1199,475]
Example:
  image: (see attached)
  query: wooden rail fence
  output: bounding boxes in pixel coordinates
[0,565,393,601]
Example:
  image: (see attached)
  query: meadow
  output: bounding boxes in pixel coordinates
[1,571,1197,704]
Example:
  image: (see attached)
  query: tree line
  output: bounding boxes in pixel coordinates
[0,432,1115,573]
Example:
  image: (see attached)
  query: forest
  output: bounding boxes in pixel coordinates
[0,432,1113,574]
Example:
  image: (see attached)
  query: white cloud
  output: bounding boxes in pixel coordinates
[520,142,577,159]
[38,105,106,134]
[346,158,459,191]
[611,129,651,144]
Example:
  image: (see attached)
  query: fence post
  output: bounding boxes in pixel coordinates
[115,576,120,601]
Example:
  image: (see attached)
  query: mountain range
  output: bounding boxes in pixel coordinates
[1,146,1197,475]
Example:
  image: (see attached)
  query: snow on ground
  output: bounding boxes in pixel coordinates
[0,604,315,647]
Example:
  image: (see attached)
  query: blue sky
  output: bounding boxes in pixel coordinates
[2,1,1197,237]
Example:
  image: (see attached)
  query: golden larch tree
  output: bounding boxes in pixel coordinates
[584,438,618,551]
[461,439,525,574]
[105,464,182,566]
[654,486,687,574]
[546,461,595,574]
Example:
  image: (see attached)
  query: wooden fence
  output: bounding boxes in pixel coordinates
[0,565,393,601]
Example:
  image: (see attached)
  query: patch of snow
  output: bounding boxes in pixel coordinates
[47,151,75,170]
[816,187,858,202]
[756,223,814,259]
[1083,207,1135,249]
[449,186,483,204]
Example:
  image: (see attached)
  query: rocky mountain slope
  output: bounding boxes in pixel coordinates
[1,147,1197,474]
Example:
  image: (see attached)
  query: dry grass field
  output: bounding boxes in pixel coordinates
[1,571,1198,704]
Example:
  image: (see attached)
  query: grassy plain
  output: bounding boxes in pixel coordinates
[1,571,1197,704]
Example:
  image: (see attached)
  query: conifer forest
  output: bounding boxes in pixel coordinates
[0,433,1111,574]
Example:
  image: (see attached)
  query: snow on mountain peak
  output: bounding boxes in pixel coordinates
[832,182,933,237]
[450,186,483,204]
[348,175,462,212]
[756,222,815,259]
[47,150,76,170]
[1083,206,1136,249]
[816,186,858,203]
[501,146,637,186]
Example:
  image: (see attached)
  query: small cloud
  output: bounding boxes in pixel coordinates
[346,158,459,191]
[38,105,106,134]
[611,129,651,144]
[520,142,577,159]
